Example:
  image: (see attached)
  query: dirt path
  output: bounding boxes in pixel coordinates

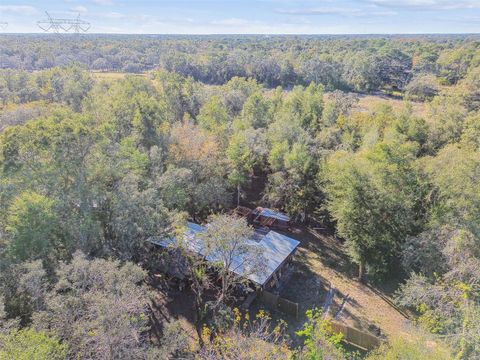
[294,227,413,339]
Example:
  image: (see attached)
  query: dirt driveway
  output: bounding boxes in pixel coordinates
[279,226,413,340]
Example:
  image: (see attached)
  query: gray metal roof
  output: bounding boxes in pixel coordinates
[259,208,290,222]
[150,222,299,286]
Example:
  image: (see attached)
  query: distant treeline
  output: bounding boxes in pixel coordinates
[1,34,479,92]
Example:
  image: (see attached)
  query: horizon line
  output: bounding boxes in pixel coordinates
[1,32,480,36]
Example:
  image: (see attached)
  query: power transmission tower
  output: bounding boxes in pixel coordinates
[37,12,90,33]
[0,22,7,31]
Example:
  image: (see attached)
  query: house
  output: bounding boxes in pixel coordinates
[150,222,300,289]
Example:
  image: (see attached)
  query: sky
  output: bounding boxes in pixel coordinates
[1,0,480,34]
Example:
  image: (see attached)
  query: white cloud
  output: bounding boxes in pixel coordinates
[275,6,397,17]
[211,18,251,26]
[276,7,363,16]
[0,5,37,16]
[71,6,88,14]
[369,0,480,10]
[105,11,125,19]
[93,0,114,5]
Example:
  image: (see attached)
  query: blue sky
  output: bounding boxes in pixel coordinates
[1,0,480,34]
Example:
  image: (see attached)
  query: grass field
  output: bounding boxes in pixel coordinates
[92,71,149,82]
[354,93,427,117]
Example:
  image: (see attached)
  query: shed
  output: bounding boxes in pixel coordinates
[251,207,291,231]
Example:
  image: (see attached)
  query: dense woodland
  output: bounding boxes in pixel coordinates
[0,34,479,359]
[2,34,480,92]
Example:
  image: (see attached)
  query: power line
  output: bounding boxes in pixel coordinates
[37,12,90,33]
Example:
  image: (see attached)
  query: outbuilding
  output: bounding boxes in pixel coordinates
[250,207,291,231]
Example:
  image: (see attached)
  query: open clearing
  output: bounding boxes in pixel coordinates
[92,71,148,82]
[353,93,427,117]
[291,227,412,339]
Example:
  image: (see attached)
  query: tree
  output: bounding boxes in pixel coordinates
[437,46,475,84]
[168,121,230,219]
[132,93,167,150]
[198,309,291,360]
[424,145,480,237]
[157,167,194,211]
[221,77,263,117]
[163,218,214,346]
[0,260,47,326]
[460,113,480,150]
[236,92,271,130]
[426,94,467,150]
[147,321,192,360]
[296,309,346,360]
[324,142,425,280]
[0,328,68,360]
[35,65,93,112]
[107,173,171,260]
[458,67,480,112]
[322,90,359,127]
[265,139,319,221]
[201,214,264,303]
[376,47,412,91]
[226,129,267,206]
[154,70,200,121]
[398,228,480,359]
[343,53,382,92]
[196,96,230,138]
[33,252,151,359]
[299,57,344,91]
[405,74,440,101]
[5,192,58,262]
[366,334,452,360]
[284,83,324,134]
[0,112,104,257]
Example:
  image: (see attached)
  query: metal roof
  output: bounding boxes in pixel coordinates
[150,222,299,286]
[259,208,290,222]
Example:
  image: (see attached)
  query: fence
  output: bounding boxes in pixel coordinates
[330,321,384,351]
[258,290,299,319]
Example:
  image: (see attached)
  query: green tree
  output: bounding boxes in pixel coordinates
[460,113,480,150]
[35,65,93,112]
[227,130,264,206]
[324,142,425,279]
[0,328,67,360]
[405,74,440,101]
[33,252,150,360]
[458,67,480,112]
[423,145,480,237]
[0,111,104,256]
[296,309,346,360]
[286,83,324,133]
[398,228,480,359]
[201,214,263,303]
[197,96,230,136]
[235,92,271,130]
[132,93,167,150]
[5,192,58,262]
[437,46,475,84]
[366,335,452,360]
[265,140,319,221]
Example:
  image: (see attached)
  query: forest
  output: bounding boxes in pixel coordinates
[0,34,479,359]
